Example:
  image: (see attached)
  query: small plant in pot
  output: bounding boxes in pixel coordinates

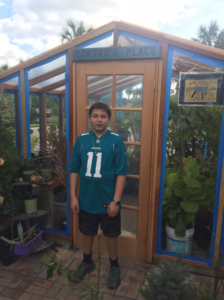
[24,192,37,215]
[0,221,43,256]
[162,156,214,255]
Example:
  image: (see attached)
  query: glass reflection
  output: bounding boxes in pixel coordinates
[121,209,137,237]
[121,178,139,207]
[87,76,113,107]
[115,111,141,142]
[116,75,143,108]
[125,145,140,175]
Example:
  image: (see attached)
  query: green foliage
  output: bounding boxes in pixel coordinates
[41,233,104,300]
[198,280,219,300]
[192,20,224,49]
[140,254,198,300]
[61,19,95,43]
[0,115,22,209]
[0,221,38,252]
[163,157,214,237]
[0,63,9,72]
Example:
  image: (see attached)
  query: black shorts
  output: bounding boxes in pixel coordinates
[78,209,121,237]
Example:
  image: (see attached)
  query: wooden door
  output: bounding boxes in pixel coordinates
[75,60,157,261]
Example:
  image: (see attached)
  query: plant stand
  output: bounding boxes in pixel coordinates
[11,177,56,255]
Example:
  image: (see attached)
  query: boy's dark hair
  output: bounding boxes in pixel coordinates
[89,102,111,118]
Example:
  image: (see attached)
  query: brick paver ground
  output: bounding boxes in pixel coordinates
[0,247,223,300]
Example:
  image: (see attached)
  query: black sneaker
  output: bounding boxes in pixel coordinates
[73,261,96,283]
[108,266,121,289]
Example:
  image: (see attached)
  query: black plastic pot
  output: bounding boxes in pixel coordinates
[195,209,213,251]
[0,214,13,265]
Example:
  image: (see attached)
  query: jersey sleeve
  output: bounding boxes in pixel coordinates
[114,137,128,175]
[69,136,82,173]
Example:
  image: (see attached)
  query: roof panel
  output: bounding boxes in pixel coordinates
[77,31,113,48]
[28,55,66,81]
[31,73,65,88]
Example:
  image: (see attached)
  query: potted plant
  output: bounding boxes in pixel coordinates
[0,221,43,256]
[0,115,22,265]
[162,156,214,255]
[24,192,37,214]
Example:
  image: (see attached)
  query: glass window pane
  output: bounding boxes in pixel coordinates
[87,76,113,107]
[160,50,224,260]
[116,75,143,108]
[121,209,137,237]
[125,145,140,175]
[46,96,59,131]
[118,30,158,47]
[121,178,139,207]
[115,111,141,142]
[77,31,114,48]
[30,95,40,153]
[0,93,16,145]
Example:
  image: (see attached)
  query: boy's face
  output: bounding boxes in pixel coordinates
[89,109,110,134]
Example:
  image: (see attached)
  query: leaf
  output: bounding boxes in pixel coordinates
[189,190,207,201]
[40,252,47,269]
[173,180,185,198]
[183,176,201,190]
[175,206,182,213]
[67,270,74,286]
[169,217,178,228]
[175,217,186,237]
[163,186,173,199]
[165,172,178,189]
[17,222,24,243]
[167,195,177,207]
[0,236,20,244]
[46,265,55,280]
[180,201,199,213]
[199,192,215,205]
[167,208,176,219]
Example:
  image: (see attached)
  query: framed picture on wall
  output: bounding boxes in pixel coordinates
[178,72,224,106]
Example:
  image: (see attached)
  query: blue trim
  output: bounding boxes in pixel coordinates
[58,95,61,142]
[2,90,14,95]
[76,31,113,48]
[39,94,41,148]
[25,51,66,72]
[24,69,31,158]
[172,77,179,81]
[29,92,39,96]
[160,250,211,265]
[118,30,158,45]
[65,50,70,237]
[0,72,20,85]
[156,46,173,254]
[18,74,24,159]
[13,92,18,148]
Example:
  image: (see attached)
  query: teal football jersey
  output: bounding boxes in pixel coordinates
[69,130,128,214]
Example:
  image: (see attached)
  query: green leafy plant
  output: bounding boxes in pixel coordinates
[163,156,214,237]
[41,232,104,300]
[140,253,198,300]
[31,136,39,152]
[0,114,22,211]
[0,221,38,251]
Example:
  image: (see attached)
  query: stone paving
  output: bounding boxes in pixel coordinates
[0,247,224,300]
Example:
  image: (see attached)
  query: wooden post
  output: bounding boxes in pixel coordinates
[59,94,63,142]
[15,91,22,155]
[40,93,46,149]
[214,155,224,260]
[20,70,28,158]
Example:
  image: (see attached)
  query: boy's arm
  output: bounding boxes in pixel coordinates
[70,172,80,213]
[108,175,126,217]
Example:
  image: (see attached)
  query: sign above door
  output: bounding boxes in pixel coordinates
[73,45,161,61]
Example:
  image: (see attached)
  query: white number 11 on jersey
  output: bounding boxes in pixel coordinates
[85,152,102,178]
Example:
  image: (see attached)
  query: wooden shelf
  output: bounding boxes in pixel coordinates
[14,210,50,221]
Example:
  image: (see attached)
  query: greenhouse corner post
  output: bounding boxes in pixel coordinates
[156,45,173,254]
[65,50,70,237]
[24,68,31,158]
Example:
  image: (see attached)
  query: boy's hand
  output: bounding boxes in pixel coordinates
[107,201,119,217]
[70,196,80,213]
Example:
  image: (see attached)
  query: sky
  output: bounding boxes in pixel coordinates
[0,0,224,67]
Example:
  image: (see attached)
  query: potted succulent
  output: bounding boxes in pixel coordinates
[0,221,43,256]
[0,115,22,265]
[162,156,214,255]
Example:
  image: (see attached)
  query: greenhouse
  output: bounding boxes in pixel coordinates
[0,21,224,269]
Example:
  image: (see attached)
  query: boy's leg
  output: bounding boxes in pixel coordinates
[100,213,121,289]
[73,210,98,282]
[105,236,118,260]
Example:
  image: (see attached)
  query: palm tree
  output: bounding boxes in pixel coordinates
[192,20,224,49]
[60,19,94,43]
[0,64,9,72]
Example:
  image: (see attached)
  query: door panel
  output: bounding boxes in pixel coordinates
[75,60,157,260]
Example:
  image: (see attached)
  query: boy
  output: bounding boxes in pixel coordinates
[69,102,128,289]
